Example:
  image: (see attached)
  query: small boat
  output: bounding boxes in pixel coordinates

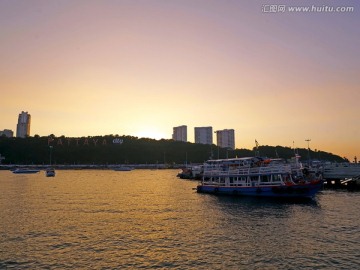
[177,167,193,179]
[177,165,203,180]
[12,168,40,174]
[113,166,133,171]
[45,168,56,177]
[196,157,323,199]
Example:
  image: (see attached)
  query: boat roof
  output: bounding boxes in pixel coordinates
[206,157,268,163]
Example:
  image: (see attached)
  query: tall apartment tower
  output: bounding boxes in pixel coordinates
[215,129,235,150]
[195,126,213,145]
[172,125,187,142]
[16,111,31,138]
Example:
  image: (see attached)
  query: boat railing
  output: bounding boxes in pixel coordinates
[203,165,291,177]
[258,165,292,174]
[203,168,249,177]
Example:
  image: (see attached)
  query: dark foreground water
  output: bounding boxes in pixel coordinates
[1,170,359,269]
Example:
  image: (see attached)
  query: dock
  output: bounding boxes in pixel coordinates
[323,176,360,191]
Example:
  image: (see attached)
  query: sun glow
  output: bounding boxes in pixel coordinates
[135,128,168,140]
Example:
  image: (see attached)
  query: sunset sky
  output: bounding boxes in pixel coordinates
[1,0,359,160]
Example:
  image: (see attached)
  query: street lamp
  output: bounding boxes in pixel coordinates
[226,148,232,159]
[214,130,220,159]
[49,146,53,166]
[305,139,311,166]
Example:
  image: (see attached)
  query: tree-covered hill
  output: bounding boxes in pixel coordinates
[0,135,346,165]
[254,145,346,163]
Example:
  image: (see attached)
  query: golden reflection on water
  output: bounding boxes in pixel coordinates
[0,170,360,269]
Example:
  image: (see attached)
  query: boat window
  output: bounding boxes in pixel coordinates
[282,174,291,182]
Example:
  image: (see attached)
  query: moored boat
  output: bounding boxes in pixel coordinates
[322,162,360,180]
[12,168,40,174]
[196,157,323,199]
[177,165,203,180]
[177,167,193,179]
[113,166,133,171]
[45,168,56,177]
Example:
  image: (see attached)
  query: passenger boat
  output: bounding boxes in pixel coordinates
[322,162,360,180]
[12,168,40,174]
[45,168,56,177]
[196,157,323,199]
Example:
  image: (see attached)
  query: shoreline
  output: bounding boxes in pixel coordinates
[0,164,188,170]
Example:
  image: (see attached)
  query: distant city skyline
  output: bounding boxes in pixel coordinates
[0,1,359,160]
[0,110,357,160]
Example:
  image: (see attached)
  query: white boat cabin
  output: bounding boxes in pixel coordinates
[202,157,294,187]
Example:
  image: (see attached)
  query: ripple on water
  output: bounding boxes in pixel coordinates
[1,170,359,269]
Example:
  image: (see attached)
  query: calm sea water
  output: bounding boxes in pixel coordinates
[0,169,359,269]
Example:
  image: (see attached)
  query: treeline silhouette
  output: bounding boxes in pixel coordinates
[0,135,346,165]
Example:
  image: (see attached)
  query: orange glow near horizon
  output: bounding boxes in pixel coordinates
[0,1,359,161]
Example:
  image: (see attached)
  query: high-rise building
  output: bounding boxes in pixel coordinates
[0,129,14,137]
[195,126,213,145]
[215,129,235,149]
[16,111,31,138]
[172,125,187,142]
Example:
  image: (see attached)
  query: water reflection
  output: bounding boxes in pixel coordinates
[0,170,359,269]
